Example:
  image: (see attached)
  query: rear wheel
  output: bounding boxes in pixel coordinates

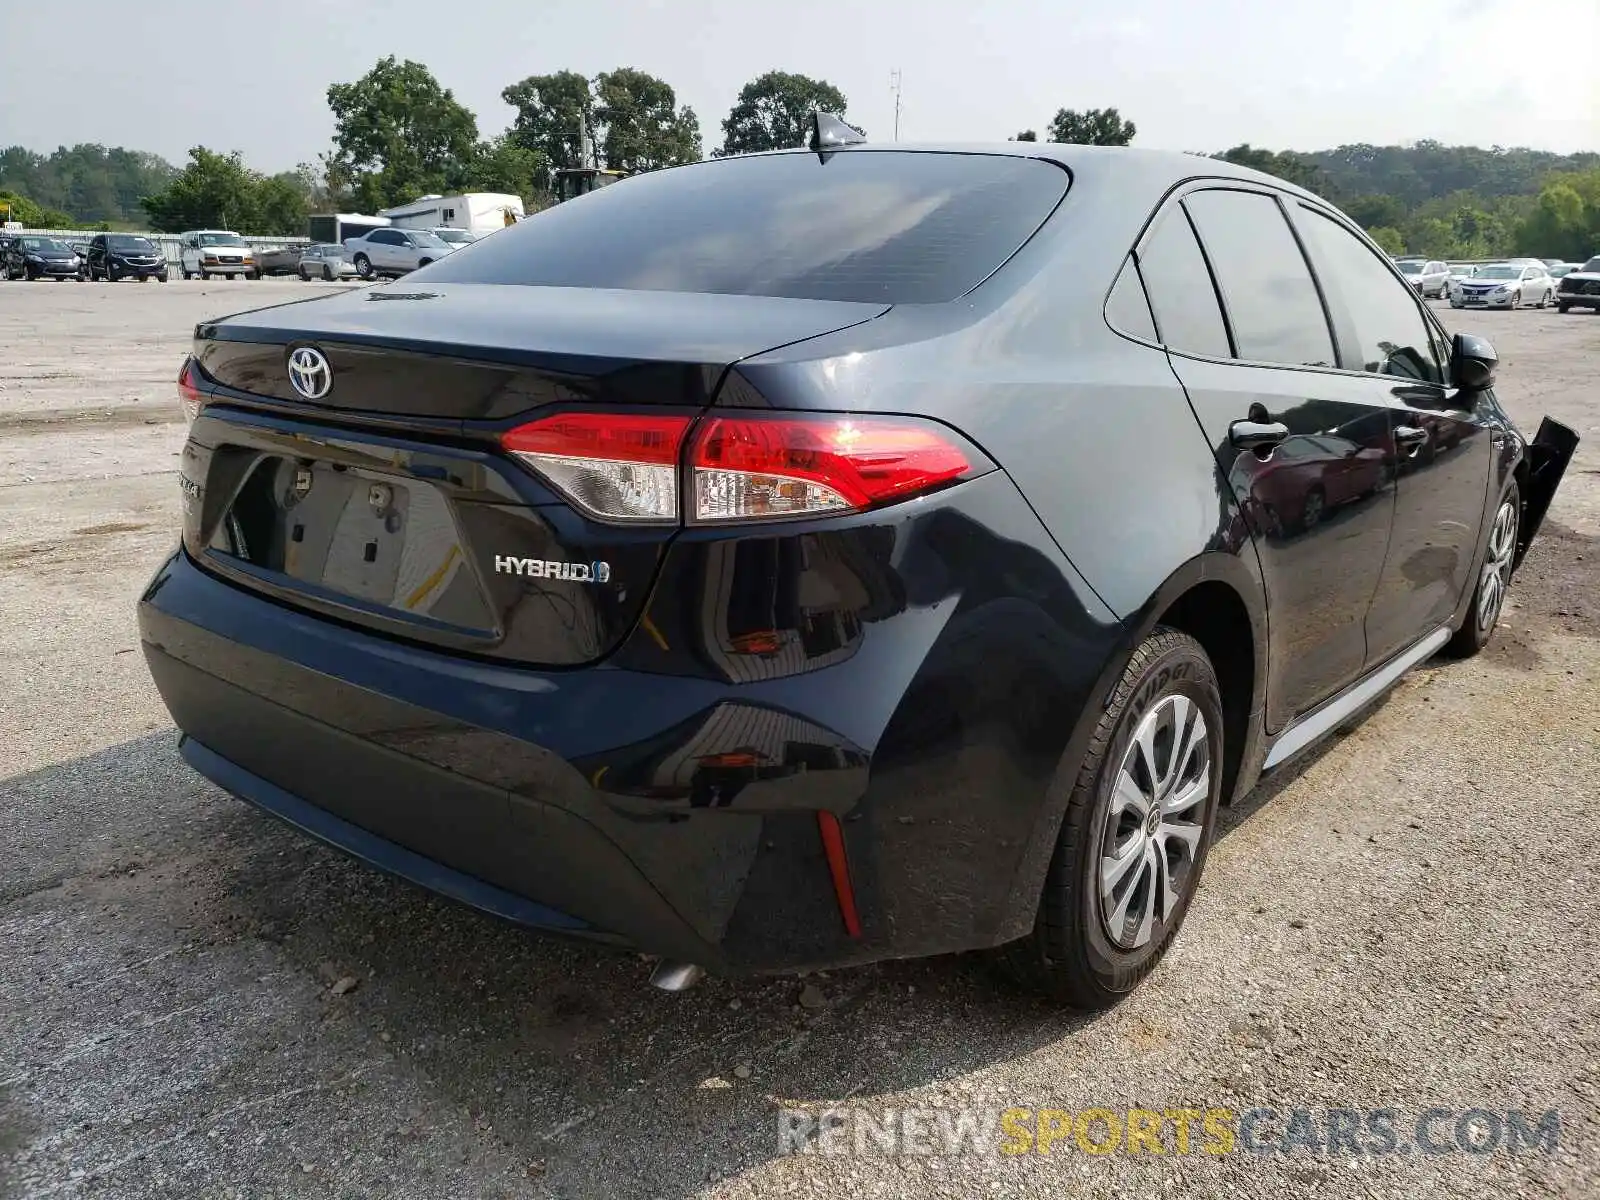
[354,253,373,280]
[1538,290,1552,308]
[323,264,336,282]
[1445,483,1520,658]
[999,628,1223,1009]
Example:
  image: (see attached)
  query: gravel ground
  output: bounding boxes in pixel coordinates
[1,279,1597,1200]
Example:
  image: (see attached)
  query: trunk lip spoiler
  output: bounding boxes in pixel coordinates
[1516,415,1579,567]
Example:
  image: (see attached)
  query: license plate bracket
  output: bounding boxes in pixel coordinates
[284,466,411,603]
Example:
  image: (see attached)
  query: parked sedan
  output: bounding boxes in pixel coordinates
[342,227,457,279]
[3,236,85,280]
[1395,258,1450,298]
[297,243,358,281]
[1451,262,1555,309]
[142,134,1576,1010]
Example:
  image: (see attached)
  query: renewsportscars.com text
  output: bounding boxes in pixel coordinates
[778,1105,1561,1158]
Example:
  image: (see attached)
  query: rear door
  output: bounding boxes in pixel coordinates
[1140,185,1399,732]
[1289,203,1493,664]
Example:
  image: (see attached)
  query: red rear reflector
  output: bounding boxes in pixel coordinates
[816,811,863,939]
[502,412,691,523]
[690,414,972,522]
[177,357,205,423]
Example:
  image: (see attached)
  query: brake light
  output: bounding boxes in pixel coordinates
[501,410,978,525]
[689,414,973,522]
[502,412,691,523]
[177,357,205,423]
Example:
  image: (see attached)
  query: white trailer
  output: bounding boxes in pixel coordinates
[377,193,525,239]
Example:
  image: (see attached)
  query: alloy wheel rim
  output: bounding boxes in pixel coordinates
[1099,694,1211,950]
[1477,499,1517,632]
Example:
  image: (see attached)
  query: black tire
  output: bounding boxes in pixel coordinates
[323,264,336,282]
[1539,290,1551,308]
[1300,486,1326,531]
[156,272,167,283]
[998,627,1225,1009]
[1557,302,1569,313]
[354,253,373,280]
[1445,481,1520,658]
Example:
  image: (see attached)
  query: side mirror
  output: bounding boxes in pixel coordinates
[1451,332,1497,392]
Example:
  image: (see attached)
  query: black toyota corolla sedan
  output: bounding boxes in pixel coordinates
[138,129,1577,1009]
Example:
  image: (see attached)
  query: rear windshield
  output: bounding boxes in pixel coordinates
[419,150,1070,303]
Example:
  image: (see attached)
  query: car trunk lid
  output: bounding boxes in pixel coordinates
[183,283,888,666]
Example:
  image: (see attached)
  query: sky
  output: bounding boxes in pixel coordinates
[0,0,1596,172]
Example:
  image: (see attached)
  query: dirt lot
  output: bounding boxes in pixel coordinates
[1,279,1597,1199]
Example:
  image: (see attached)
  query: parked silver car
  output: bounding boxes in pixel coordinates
[1450,262,1555,309]
[1394,258,1450,299]
[297,243,358,281]
[342,228,458,279]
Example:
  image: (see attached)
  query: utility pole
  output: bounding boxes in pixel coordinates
[889,69,902,141]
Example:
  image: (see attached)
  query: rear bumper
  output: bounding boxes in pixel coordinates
[139,471,1123,972]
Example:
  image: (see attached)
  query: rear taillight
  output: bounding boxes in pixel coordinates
[688,414,973,523]
[177,357,205,423]
[500,411,978,525]
[502,412,691,523]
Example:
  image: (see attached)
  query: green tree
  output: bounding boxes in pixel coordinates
[326,57,481,211]
[1214,144,1334,198]
[255,172,312,235]
[140,148,265,232]
[464,136,547,201]
[1011,130,1038,142]
[0,144,176,226]
[1367,226,1406,255]
[1342,193,1406,231]
[593,68,701,172]
[715,71,850,157]
[1515,169,1600,261]
[1047,108,1136,146]
[0,189,75,228]
[501,70,597,175]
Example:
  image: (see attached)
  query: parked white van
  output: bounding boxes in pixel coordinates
[178,230,258,280]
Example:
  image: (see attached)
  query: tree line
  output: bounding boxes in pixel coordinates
[2,60,1595,261]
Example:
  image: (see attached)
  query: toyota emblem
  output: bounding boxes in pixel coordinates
[287,346,332,400]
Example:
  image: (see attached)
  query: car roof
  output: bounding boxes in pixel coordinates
[691,142,1336,206]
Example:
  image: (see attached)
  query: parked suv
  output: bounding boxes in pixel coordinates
[178,231,258,280]
[141,143,1577,1009]
[1555,255,1600,313]
[87,233,168,282]
[1395,258,1450,298]
[343,227,457,279]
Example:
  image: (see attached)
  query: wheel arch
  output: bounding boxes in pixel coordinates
[996,550,1269,940]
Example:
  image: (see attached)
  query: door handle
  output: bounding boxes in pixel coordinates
[1229,419,1290,451]
[1394,425,1429,445]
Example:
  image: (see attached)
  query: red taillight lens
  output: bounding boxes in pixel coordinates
[177,357,205,423]
[689,415,973,523]
[502,412,691,523]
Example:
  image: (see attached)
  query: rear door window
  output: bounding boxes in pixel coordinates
[419,150,1070,303]
[1134,207,1231,359]
[1182,188,1336,369]
[1104,257,1158,342]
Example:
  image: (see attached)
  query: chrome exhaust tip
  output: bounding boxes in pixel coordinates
[648,960,706,992]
